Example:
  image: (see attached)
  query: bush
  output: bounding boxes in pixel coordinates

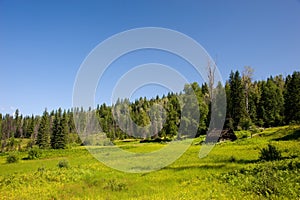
[220,159,300,198]
[259,144,282,161]
[229,156,236,162]
[6,153,19,163]
[58,160,69,168]
[26,140,35,149]
[27,147,42,160]
[240,118,252,130]
[104,179,127,191]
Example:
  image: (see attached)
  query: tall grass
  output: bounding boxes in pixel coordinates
[0,125,299,199]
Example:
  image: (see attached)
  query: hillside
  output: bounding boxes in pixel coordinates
[0,125,299,199]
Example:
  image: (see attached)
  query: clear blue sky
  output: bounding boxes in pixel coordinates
[1,0,300,116]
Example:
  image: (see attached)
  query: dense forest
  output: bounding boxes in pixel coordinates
[0,69,299,152]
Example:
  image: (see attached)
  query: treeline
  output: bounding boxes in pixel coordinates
[0,69,299,151]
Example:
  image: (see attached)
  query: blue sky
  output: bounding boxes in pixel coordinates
[1,0,300,116]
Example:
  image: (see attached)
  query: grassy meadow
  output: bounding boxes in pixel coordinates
[0,125,299,199]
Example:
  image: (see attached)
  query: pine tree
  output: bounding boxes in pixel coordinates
[37,109,51,149]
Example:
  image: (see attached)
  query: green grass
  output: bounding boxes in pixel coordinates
[0,125,299,199]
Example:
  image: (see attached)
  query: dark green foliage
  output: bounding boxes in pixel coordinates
[27,147,42,160]
[14,109,23,138]
[227,71,247,129]
[51,109,67,149]
[257,78,284,127]
[0,70,299,148]
[274,129,300,141]
[229,156,236,162]
[57,159,69,168]
[103,179,127,191]
[0,114,2,143]
[259,144,282,161]
[284,71,300,124]
[6,153,19,163]
[37,110,51,149]
[140,137,171,143]
[27,115,35,138]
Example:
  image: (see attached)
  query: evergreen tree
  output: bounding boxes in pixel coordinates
[247,81,260,125]
[51,109,67,149]
[14,109,22,138]
[27,115,35,139]
[67,110,76,134]
[37,109,51,149]
[60,111,69,146]
[182,83,208,136]
[224,82,234,129]
[227,71,247,129]
[0,114,2,142]
[258,77,284,127]
[1,115,15,151]
[284,71,300,124]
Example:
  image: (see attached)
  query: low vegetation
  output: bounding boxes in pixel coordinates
[259,143,282,161]
[0,125,299,199]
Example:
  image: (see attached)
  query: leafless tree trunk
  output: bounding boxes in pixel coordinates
[242,66,254,115]
[207,59,216,102]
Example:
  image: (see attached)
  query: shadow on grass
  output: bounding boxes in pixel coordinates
[164,158,259,171]
[234,159,259,164]
[273,129,300,141]
[164,164,227,171]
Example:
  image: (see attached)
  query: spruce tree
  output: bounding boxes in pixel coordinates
[37,109,51,149]
[258,77,284,127]
[228,71,247,129]
[0,114,2,141]
[51,109,67,149]
[284,71,300,124]
[27,115,35,139]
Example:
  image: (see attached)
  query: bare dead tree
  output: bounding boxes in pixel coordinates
[242,66,254,115]
[207,59,216,102]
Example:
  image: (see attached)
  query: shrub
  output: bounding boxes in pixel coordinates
[220,160,300,198]
[240,118,252,130]
[6,153,19,163]
[104,179,127,191]
[27,147,42,160]
[26,140,35,149]
[259,144,282,161]
[58,160,69,168]
[229,156,236,162]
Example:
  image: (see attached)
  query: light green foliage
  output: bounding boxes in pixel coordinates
[0,126,299,199]
[221,159,300,198]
